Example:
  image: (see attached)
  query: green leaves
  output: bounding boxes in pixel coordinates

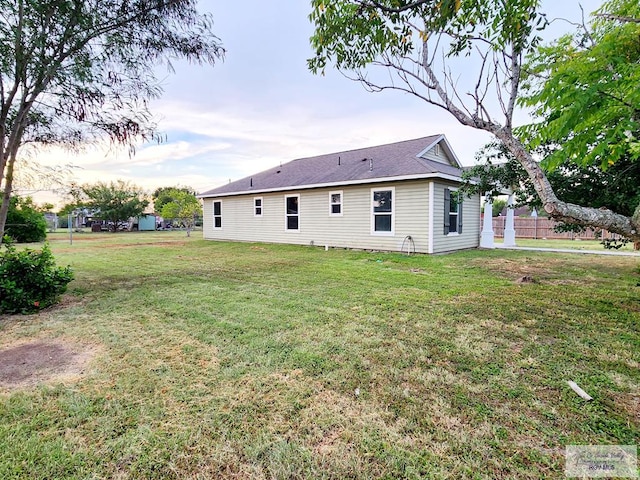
[158,188,201,232]
[152,185,197,213]
[0,242,73,314]
[3,196,47,243]
[520,0,640,170]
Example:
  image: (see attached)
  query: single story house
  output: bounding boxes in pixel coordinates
[198,135,480,254]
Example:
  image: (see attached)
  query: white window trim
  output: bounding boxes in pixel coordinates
[447,187,460,236]
[254,196,263,217]
[329,190,343,217]
[371,186,395,236]
[213,200,222,230]
[285,194,300,232]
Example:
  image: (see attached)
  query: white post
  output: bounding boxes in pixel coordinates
[503,194,517,247]
[480,194,495,249]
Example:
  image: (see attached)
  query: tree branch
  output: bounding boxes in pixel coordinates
[504,45,521,129]
[355,0,436,14]
[595,13,640,24]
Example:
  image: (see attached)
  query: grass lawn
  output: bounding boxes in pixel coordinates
[1,231,638,479]
[504,238,639,252]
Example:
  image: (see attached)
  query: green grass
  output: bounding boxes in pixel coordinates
[1,231,639,479]
[504,237,638,252]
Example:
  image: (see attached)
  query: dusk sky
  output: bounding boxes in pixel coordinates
[32,0,602,208]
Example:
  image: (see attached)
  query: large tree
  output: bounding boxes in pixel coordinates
[82,180,149,232]
[152,185,197,213]
[308,0,640,241]
[0,0,224,237]
[159,188,201,236]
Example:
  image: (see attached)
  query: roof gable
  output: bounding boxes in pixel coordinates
[416,135,462,167]
[199,135,465,198]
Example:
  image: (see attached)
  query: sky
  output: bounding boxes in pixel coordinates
[30,0,603,208]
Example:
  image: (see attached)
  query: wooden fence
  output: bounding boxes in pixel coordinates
[491,217,616,240]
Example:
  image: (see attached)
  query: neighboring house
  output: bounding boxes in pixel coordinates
[198,135,480,254]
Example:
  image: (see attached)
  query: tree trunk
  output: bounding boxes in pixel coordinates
[0,152,17,239]
[494,129,640,242]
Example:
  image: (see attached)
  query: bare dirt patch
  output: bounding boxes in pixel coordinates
[0,340,96,391]
[515,275,536,284]
[470,257,553,280]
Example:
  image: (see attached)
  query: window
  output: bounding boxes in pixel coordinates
[213,201,222,229]
[254,197,263,217]
[329,191,342,216]
[371,187,394,234]
[444,188,463,235]
[285,195,299,231]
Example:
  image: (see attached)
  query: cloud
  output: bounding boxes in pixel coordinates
[150,96,491,189]
[28,94,491,206]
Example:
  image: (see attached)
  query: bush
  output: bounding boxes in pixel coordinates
[0,241,74,314]
[492,199,507,217]
[3,197,47,243]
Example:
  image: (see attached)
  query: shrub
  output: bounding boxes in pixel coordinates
[3,197,47,243]
[0,241,74,314]
[492,198,507,217]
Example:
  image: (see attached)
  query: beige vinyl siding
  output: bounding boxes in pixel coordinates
[430,182,480,254]
[203,180,435,253]
[420,143,452,165]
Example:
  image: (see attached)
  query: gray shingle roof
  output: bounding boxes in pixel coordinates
[199,135,464,197]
